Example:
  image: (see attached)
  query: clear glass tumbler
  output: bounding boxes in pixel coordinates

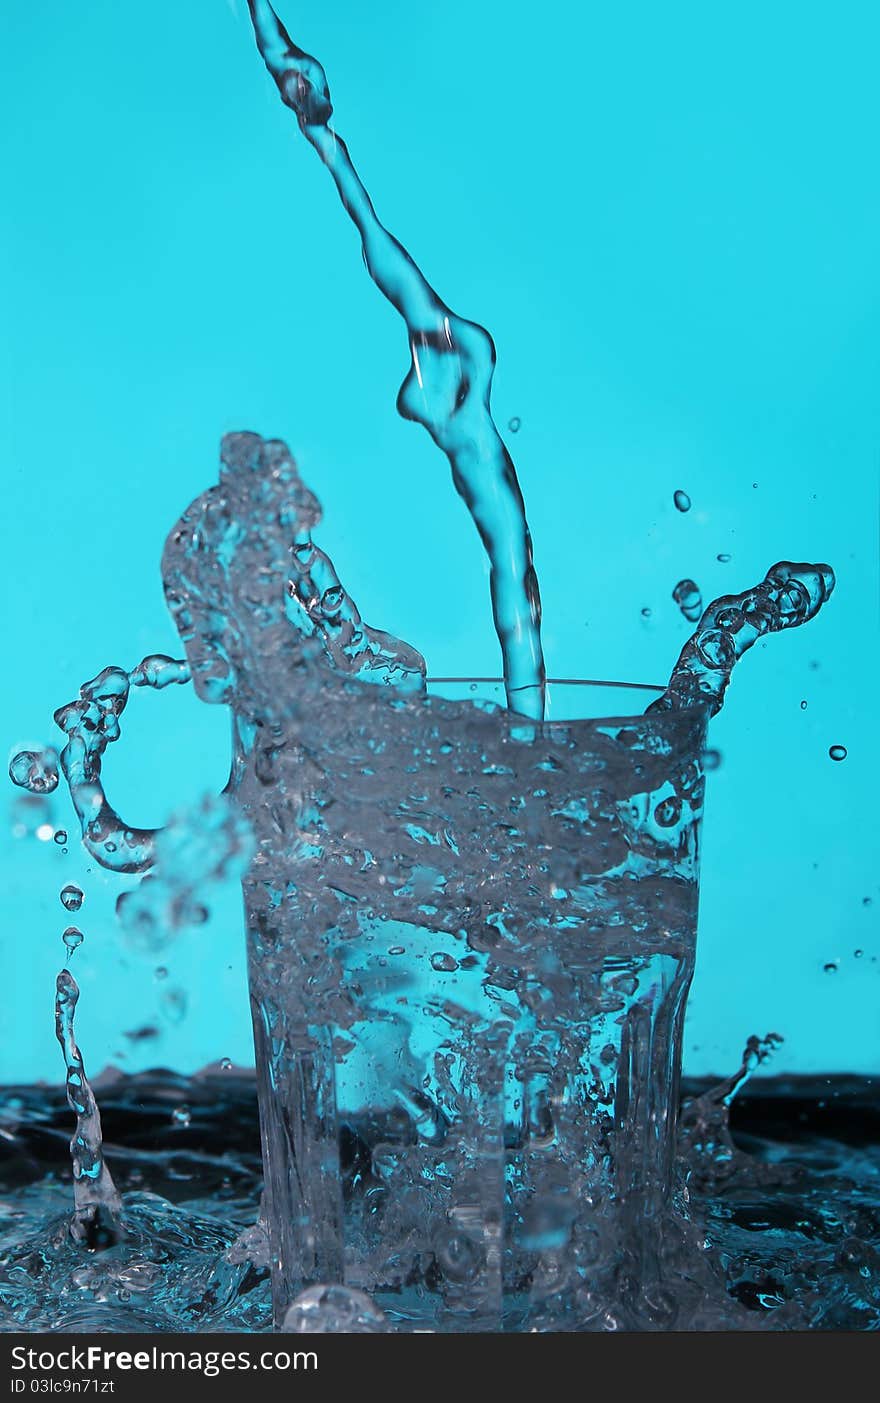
[236,678,708,1331]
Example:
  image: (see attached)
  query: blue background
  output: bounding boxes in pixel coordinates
[2,0,877,1083]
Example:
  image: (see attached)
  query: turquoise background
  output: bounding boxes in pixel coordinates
[2,0,877,1083]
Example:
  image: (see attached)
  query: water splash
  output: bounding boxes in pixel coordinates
[53,656,192,874]
[160,433,425,722]
[245,0,545,718]
[679,1033,785,1191]
[652,561,835,716]
[115,794,254,952]
[54,970,123,1245]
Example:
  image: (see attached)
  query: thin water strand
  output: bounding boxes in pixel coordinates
[54,969,123,1243]
[245,0,545,718]
[652,561,835,716]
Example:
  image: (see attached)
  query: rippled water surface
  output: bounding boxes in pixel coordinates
[1,1071,877,1332]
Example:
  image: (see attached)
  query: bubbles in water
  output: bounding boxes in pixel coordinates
[654,561,835,717]
[854,949,864,959]
[281,1284,389,1333]
[172,1106,191,1128]
[508,416,521,433]
[430,952,458,972]
[702,748,722,771]
[641,607,652,619]
[717,553,732,563]
[672,579,703,623]
[8,747,60,794]
[654,797,682,828]
[62,927,84,960]
[829,745,847,762]
[54,830,68,846]
[154,966,168,980]
[823,962,838,974]
[800,700,808,710]
[220,1057,233,1071]
[673,489,691,513]
[60,885,84,913]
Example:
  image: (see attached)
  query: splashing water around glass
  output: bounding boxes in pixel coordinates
[8,0,840,1334]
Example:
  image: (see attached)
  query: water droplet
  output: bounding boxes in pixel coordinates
[8,747,60,794]
[220,1056,233,1071]
[829,745,847,762]
[60,884,84,913]
[508,416,521,433]
[672,579,703,623]
[172,1105,191,1128]
[282,1285,389,1333]
[673,489,691,513]
[702,748,722,771]
[62,926,84,959]
[160,987,187,1024]
[54,829,68,846]
[431,952,458,973]
[716,553,732,563]
[823,962,838,974]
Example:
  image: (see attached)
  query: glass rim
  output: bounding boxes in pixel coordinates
[428,675,665,696]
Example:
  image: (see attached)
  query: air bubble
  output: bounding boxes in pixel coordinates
[823,962,838,974]
[172,1106,191,1128]
[673,490,691,513]
[654,797,681,828]
[430,952,458,973]
[220,1057,233,1071]
[60,885,84,913]
[716,553,731,563]
[641,607,652,618]
[508,416,521,433]
[54,830,68,846]
[800,700,808,710]
[829,745,847,762]
[702,749,722,771]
